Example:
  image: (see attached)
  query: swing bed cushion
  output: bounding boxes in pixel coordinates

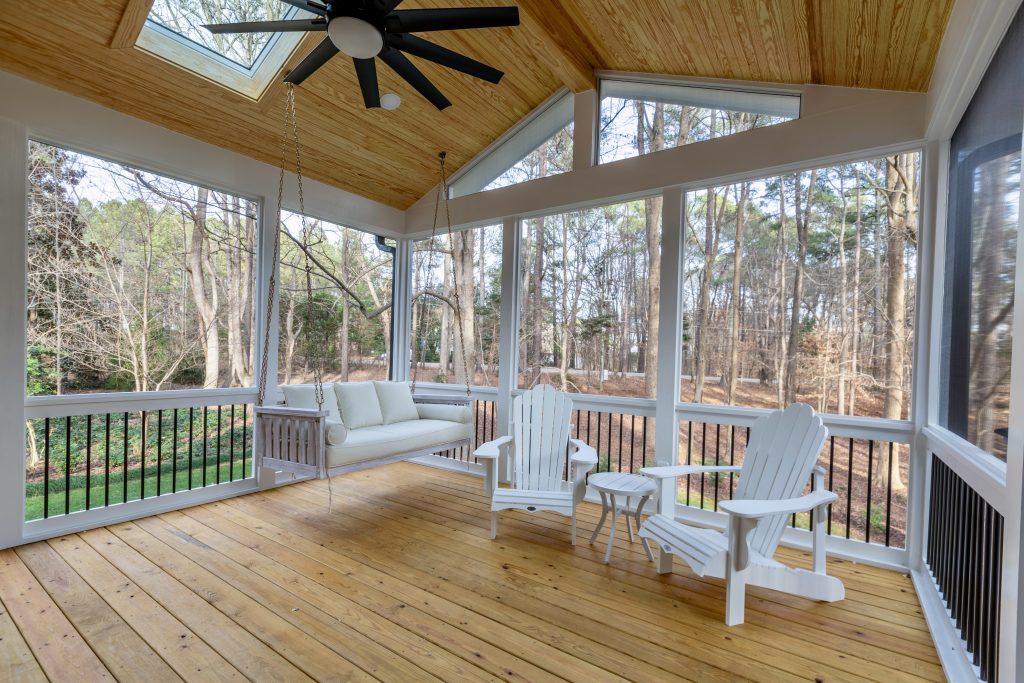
[281,381,472,469]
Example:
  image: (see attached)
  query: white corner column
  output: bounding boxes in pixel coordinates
[654,186,685,468]
[495,216,521,484]
[391,238,413,382]
[0,117,27,548]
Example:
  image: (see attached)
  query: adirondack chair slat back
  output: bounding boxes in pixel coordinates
[512,385,574,491]
[734,403,828,558]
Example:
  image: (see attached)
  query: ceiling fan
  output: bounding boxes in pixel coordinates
[204,0,519,111]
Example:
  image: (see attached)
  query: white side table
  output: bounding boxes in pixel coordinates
[588,472,657,563]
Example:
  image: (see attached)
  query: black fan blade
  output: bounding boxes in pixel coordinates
[385,7,519,33]
[203,19,325,34]
[277,0,328,15]
[386,33,503,83]
[353,58,381,108]
[378,46,451,110]
[372,0,404,11]
[284,37,339,84]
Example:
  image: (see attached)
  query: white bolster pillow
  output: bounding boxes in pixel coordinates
[416,403,473,424]
[325,419,348,446]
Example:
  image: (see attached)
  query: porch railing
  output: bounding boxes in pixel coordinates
[24,389,256,522]
[926,453,1003,683]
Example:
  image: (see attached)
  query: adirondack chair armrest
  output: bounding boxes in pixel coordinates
[639,464,742,480]
[568,440,598,469]
[718,490,838,519]
[473,435,512,459]
[475,436,512,494]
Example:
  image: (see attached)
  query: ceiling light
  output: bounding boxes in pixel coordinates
[328,17,383,59]
[381,93,401,110]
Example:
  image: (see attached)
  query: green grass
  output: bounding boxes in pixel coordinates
[25,458,251,521]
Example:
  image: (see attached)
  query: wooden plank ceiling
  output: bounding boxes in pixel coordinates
[0,0,953,209]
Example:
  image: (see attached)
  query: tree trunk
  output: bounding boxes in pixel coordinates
[450,229,477,387]
[186,187,219,388]
[339,230,350,382]
[785,170,814,405]
[776,177,788,408]
[726,182,748,405]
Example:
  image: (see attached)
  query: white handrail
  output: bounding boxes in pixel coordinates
[25,387,259,418]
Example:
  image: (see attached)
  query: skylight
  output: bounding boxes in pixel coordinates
[138,0,312,98]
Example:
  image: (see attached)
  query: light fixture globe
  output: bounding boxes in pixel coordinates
[380,93,401,110]
[327,17,383,59]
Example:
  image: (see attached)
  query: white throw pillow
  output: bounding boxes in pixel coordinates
[281,384,342,423]
[373,381,421,425]
[334,382,384,430]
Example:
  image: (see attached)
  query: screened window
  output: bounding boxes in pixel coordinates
[412,225,502,387]
[26,141,258,396]
[941,3,1024,462]
[599,79,799,164]
[277,212,394,385]
[518,200,662,398]
[682,153,920,422]
[449,93,573,197]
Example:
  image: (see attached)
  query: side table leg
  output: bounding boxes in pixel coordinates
[636,494,654,561]
[590,490,609,544]
[605,494,619,564]
[626,494,635,543]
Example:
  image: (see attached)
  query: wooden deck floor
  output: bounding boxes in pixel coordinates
[0,462,942,682]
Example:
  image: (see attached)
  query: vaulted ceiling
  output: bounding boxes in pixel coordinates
[0,1,954,209]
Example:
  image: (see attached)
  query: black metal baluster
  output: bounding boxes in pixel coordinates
[686,421,693,506]
[123,412,129,503]
[699,422,707,510]
[104,413,111,507]
[140,411,147,499]
[729,425,736,498]
[827,436,835,534]
[156,409,163,497]
[641,416,648,469]
[716,421,724,511]
[43,417,50,519]
[188,408,194,490]
[845,437,854,539]
[617,414,624,473]
[203,406,209,487]
[172,409,178,493]
[85,415,92,511]
[885,441,894,546]
[64,416,71,515]
[216,405,223,484]
[242,404,248,478]
[230,404,236,481]
[629,415,636,473]
[595,412,602,472]
[865,440,874,543]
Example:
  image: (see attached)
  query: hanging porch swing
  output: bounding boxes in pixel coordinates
[253,85,473,488]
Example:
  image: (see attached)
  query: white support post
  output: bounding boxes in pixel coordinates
[0,118,27,549]
[907,139,942,571]
[572,89,598,172]
[654,187,685,469]
[253,187,281,486]
[391,238,413,382]
[495,217,521,484]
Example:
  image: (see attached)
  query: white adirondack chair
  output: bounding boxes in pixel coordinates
[638,403,844,626]
[474,385,598,544]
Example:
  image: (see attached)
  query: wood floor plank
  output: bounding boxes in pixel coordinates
[0,548,112,681]
[282,470,943,682]
[103,521,384,683]
[46,536,245,683]
[15,542,182,683]
[159,510,519,683]
[76,528,315,683]
[0,594,46,682]
[187,503,702,683]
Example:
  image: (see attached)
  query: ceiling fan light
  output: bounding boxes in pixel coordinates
[328,17,383,59]
[380,93,401,110]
